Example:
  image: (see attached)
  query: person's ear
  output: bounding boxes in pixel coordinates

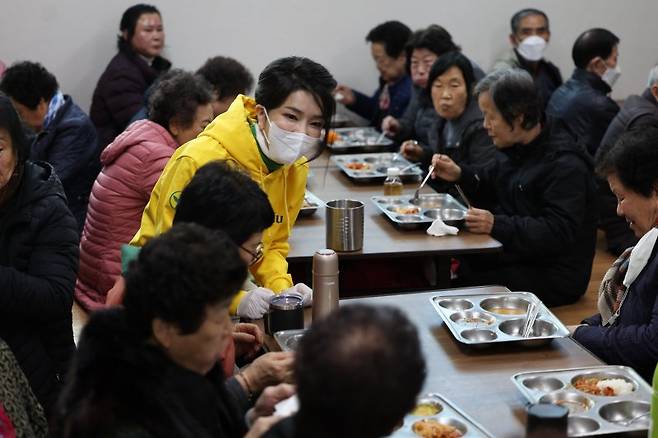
[152,318,176,348]
[121,30,129,41]
[651,84,658,102]
[255,105,268,131]
[587,57,606,76]
[168,119,180,138]
[509,33,519,47]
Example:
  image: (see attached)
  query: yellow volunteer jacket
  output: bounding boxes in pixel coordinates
[130,95,308,313]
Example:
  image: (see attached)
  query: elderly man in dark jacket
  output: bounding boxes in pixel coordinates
[546,28,620,157]
[595,65,658,255]
[0,95,79,417]
[432,69,597,307]
[0,62,99,232]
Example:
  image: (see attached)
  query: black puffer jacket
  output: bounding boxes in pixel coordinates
[90,48,171,149]
[0,161,79,416]
[546,68,619,156]
[32,96,100,232]
[458,122,598,306]
[52,309,247,438]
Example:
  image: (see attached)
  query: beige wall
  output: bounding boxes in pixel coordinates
[1,0,655,112]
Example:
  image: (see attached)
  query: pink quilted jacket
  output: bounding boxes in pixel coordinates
[75,120,179,310]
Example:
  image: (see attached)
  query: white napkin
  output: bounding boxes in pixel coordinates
[274,394,299,417]
[426,217,459,237]
[623,227,658,288]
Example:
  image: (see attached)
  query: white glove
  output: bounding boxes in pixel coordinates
[282,283,313,307]
[237,287,275,319]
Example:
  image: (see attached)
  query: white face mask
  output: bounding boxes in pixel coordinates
[516,35,547,62]
[601,64,621,88]
[256,108,321,165]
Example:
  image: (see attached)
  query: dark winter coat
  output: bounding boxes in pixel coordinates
[0,161,79,417]
[574,241,658,383]
[348,75,412,129]
[457,121,598,306]
[52,308,248,438]
[32,95,99,232]
[546,68,619,156]
[90,48,171,149]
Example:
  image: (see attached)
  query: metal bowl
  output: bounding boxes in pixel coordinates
[599,401,650,427]
[438,298,473,311]
[449,311,496,327]
[410,194,447,209]
[568,416,601,436]
[499,319,558,337]
[570,372,636,396]
[460,328,498,342]
[480,296,530,315]
[539,390,594,415]
[423,208,466,227]
[522,376,565,393]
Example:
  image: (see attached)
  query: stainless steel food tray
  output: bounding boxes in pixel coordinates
[512,366,652,436]
[273,329,306,352]
[430,291,569,347]
[332,152,422,182]
[390,392,493,437]
[299,191,324,217]
[372,194,467,229]
[328,127,394,152]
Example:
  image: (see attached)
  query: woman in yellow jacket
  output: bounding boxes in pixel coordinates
[130,57,336,318]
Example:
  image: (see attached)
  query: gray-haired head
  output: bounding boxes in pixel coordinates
[474,68,542,130]
[648,64,658,88]
[510,8,549,35]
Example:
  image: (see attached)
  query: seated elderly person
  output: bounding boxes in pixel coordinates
[401,51,495,194]
[54,224,293,437]
[335,21,412,128]
[431,69,597,306]
[1,61,99,232]
[264,304,426,438]
[596,64,658,255]
[572,128,658,383]
[197,56,255,117]
[0,94,79,417]
[382,24,485,149]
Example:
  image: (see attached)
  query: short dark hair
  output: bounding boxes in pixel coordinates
[475,68,542,130]
[426,52,476,102]
[596,127,658,197]
[510,8,549,35]
[255,57,336,158]
[196,56,254,100]
[118,4,160,52]
[0,61,58,109]
[0,93,29,166]
[572,28,619,69]
[406,24,461,61]
[173,161,274,245]
[366,20,412,58]
[295,305,426,438]
[147,69,212,132]
[123,223,246,338]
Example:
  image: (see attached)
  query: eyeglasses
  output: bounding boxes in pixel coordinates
[241,242,264,266]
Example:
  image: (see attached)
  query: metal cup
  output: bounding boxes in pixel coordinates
[325,199,364,252]
[264,293,304,335]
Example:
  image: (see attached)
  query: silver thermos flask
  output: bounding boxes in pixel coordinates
[312,249,339,321]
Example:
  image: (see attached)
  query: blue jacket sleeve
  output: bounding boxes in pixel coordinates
[348,89,377,121]
[47,121,98,187]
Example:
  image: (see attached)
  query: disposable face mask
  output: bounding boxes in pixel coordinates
[256,109,321,165]
[516,35,547,62]
[601,64,621,88]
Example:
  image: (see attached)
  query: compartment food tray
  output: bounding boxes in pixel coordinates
[299,191,324,217]
[430,291,569,347]
[512,365,652,436]
[372,194,467,229]
[273,329,306,352]
[332,152,422,182]
[328,127,394,152]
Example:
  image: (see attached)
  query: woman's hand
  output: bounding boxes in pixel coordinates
[334,85,355,105]
[431,154,461,182]
[248,383,296,422]
[241,351,295,393]
[244,416,284,438]
[233,323,264,360]
[381,116,400,136]
[399,140,423,162]
[465,208,494,234]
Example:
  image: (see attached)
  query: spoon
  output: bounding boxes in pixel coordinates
[413,165,434,201]
[614,411,650,427]
[375,131,387,144]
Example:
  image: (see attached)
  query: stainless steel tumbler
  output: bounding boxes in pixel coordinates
[325,199,364,252]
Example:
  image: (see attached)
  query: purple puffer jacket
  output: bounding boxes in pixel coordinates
[75,120,178,310]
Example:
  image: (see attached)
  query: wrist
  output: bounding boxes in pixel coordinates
[237,370,255,400]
